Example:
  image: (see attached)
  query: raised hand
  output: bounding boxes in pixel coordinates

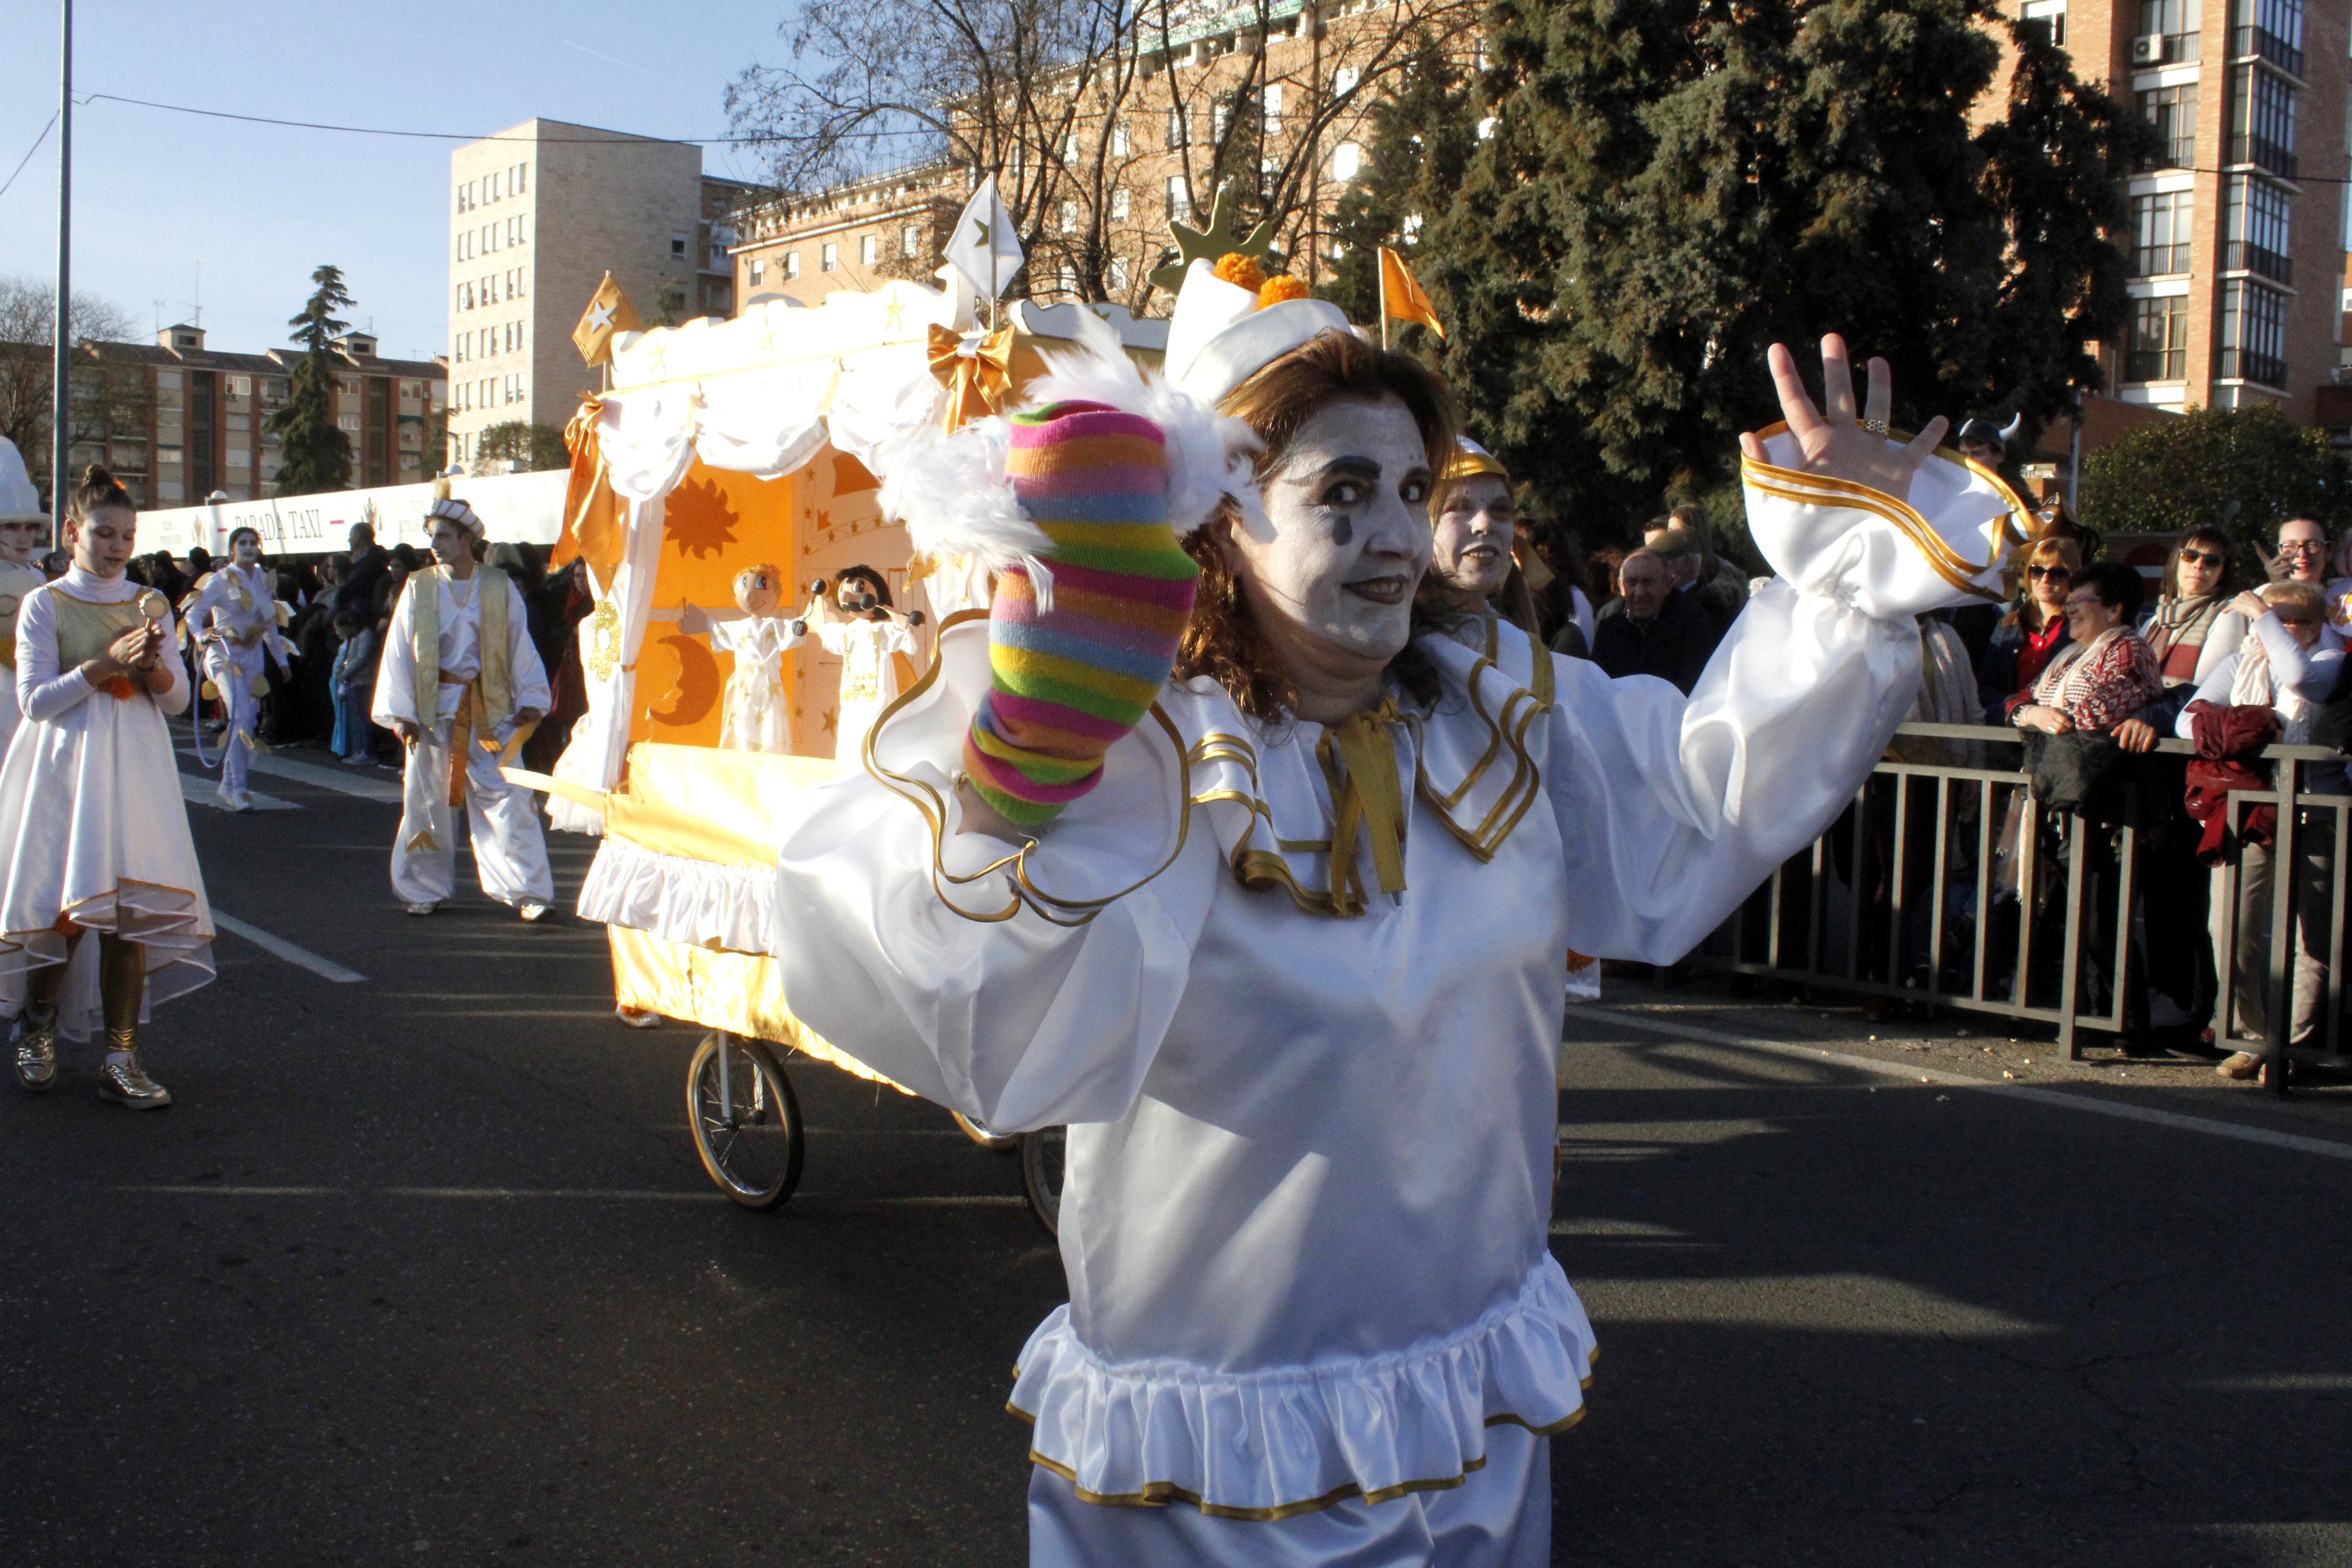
[1737,334,1950,504]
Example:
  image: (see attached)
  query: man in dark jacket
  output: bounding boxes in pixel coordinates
[1592,548,1714,693]
[336,521,389,620]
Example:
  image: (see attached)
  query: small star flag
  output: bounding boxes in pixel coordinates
[572,272,643,368]
[1378,247,1444,341]
[944,176,1026,302]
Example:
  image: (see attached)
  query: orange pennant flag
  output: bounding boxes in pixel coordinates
[572,272,643,368]
[1379,247,1444,339]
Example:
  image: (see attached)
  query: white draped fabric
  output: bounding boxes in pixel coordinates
[593,365,841,506]
[546,495,670,834]
[766,446,2011,1554]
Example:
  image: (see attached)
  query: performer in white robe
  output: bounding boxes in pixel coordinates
[681,564,806,755]
[371,489,553,919]
[3,466,212,1108]
[0,436,51,754]
[184,526,293,811]
[773,256,2021,1565]
[808,566,917,761]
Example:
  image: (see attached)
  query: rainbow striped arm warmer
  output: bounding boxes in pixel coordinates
[962,401,1200,829]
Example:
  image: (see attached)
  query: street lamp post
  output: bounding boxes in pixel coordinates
[50,0,72,549]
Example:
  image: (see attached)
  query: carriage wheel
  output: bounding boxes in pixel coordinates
[687,1031,804,1209]
[952,1111,1020,1152]
[1021,1125,1066,1237]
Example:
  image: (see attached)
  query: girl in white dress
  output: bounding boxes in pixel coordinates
[185,525,293,811]
[679,564,806,754]
[808,564,917,761]
[775,265,2019,1566]
[0,435,52,753]
[3,466,213,1109]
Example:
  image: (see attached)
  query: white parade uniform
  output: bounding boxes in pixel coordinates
[708,615,805,754]
[186,563,290,802]
[0,568,214,1039]
[372,566,554,909]
[0,558,48,753]
[772,431,2016,1565]
[815,614,915,761]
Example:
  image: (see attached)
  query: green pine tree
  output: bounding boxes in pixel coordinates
[266,265,355,497]
[1418,0,2146,540]
[1319,37,1478,335]
[2082,405,2351,578]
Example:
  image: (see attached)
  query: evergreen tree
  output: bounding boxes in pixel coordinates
[1418,0,2147,538]
[2082,405,2351,578]
[1319,37,1479,334]
[266,265,355,497]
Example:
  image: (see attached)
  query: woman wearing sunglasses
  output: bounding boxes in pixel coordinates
[1977,535,2081,724]
[2142,529,2247,693]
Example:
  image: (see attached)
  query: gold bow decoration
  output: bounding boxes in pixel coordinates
[1316,697,1409,916]
[928,323,1017,434]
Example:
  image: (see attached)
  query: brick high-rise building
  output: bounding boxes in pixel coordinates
[444,119,757,472]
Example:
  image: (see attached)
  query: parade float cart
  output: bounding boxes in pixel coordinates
[517,278,1165,1228]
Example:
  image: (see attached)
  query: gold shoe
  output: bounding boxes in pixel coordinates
[13,1012,57,1093]
[97,1050,172,1111]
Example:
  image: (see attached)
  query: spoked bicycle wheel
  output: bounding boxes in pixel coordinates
[687,1031,804,1209]
[1021,1125,1066,1237]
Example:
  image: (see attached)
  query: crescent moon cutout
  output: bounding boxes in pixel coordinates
[649,633,722,727]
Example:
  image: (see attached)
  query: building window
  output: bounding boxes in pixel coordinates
[1060,199,1078,233]
[2136,84,2196,170]
[1333,142,1364,180]
[515,163,527,194]
[1334,65,1360,97]
[2224,176,2293,283]
[1264,83,1284,131]
[672,233,689,257]
[821,243,838,272]
[2126,295,2189,381]
[751,257,767,284]
[2130,189,2194,275]
[1166,106,1186,150]
[1111,186,1131,221]
[1110,256,1131,292]
[902,224,921,257]
[1212,97,1231,144]
[2235,0,2304,77]
[2220,280,2288,385]
[2231,64,2298,179]
[1113,120,1132,157]
[785,250,801,279]
[2021,0,2065,46]
[1166,176,1190,221]
[860,233,879,265]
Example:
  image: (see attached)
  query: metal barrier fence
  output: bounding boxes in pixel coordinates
[1695,722,2348,1096]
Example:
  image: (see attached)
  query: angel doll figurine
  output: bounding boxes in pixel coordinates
[679,564,806,754]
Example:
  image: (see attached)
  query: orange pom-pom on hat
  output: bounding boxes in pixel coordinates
[1213,252,1267,292]
[1257,274,1309,306]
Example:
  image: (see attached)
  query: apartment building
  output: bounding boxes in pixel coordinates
[48,324,444,508]
[444,118,757,470]
[728,0,1405,314]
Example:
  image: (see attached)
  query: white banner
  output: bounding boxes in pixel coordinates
[134,470,569,559]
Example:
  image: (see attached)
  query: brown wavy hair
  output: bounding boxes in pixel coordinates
[1173,331,1462,721]
[70,463,133,523]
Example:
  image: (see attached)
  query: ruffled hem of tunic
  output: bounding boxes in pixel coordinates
[577,837,774,955]
[0,879,216,1039]
[1008,1253,1597,1518]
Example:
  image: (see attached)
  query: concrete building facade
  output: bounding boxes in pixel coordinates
[445,118,755,471]
[51,325,444,509]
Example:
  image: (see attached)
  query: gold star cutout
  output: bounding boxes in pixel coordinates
[647,344,668,371]
[1150,180,1281,295]
[822,707,838,734]
[882,297,906,332]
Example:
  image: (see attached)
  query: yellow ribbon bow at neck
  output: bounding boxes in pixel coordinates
[928,323,1017,434]
[1318,697,1409,915]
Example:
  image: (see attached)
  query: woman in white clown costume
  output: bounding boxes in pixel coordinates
[372,486,554,921]
[0,437,52,751]
[184,524,293,811]
[774,248,2017,1566]
[3,466,212,1109]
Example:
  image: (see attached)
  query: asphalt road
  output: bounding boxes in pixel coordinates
[0,736,2345,1567]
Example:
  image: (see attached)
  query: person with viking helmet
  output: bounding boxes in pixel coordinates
[370,482,553,920]
[0,436,52,753]
[2,466,213,1109]
[183,524,295,811]
[779,240,2021,1565]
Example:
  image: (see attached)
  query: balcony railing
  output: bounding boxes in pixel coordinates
[2234,24,2304,78]
[2130,240,2195,277]
[2219,346,2288,387]
[2125,348,2187,382]
[2221,239,2293,284]
[2231,133,2298,180]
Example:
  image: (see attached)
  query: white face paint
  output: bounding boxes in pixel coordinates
[69,506,137,579]
[427,519,476,573]
[232,533,262,567]
[1432,474,1515,597]
[0,520,44,566]
[1224,395,1435,666]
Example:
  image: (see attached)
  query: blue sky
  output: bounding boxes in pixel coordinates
[0,1,793,363]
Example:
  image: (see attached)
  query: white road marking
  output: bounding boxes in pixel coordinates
[178,776,297,812]
[212,911,368,983]
[1573,1007,2352,1164]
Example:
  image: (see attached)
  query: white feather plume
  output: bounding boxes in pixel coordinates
[872,413,1049,573]
[1025,306,1262,538]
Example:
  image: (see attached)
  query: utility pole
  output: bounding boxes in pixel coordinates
[50,0,72,547]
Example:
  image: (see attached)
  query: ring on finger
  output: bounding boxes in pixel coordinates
[1862,418,1889,436]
